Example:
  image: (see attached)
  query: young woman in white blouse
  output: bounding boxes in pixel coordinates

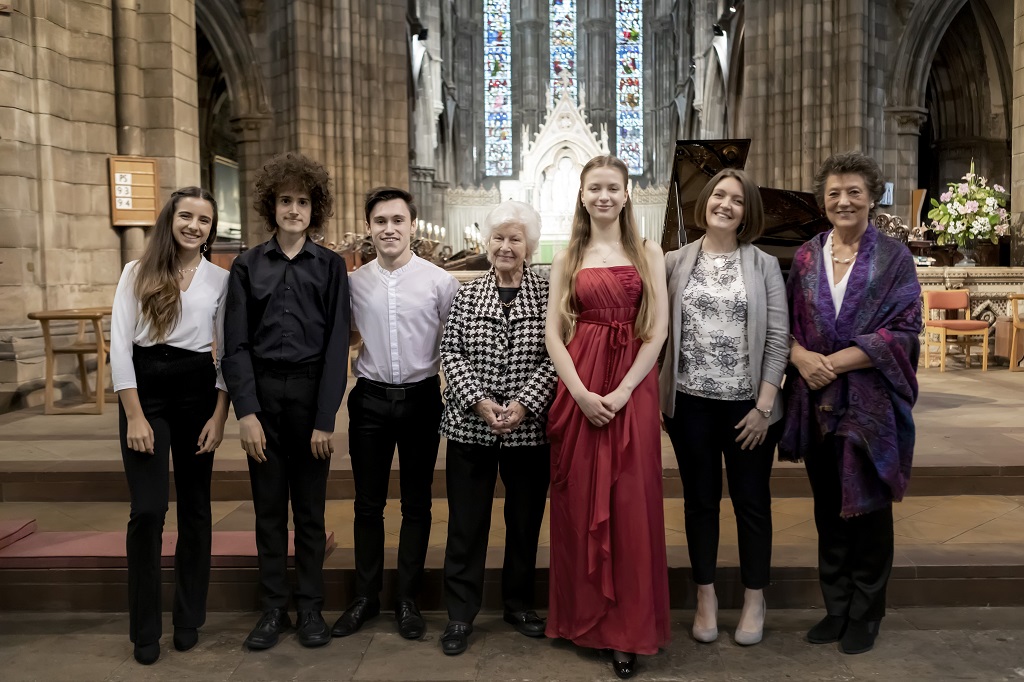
[658,168,789,647]
[110,187,230,665]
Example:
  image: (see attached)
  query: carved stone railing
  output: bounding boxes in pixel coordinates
[918,267,1024,325]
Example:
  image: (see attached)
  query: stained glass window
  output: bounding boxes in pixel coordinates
[549,0,577,102]
[484,0,512,176]
[615,0,643,175]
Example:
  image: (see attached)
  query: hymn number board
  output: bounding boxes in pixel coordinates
[108,156,160,226]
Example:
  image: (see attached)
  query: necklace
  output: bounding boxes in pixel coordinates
[599,241,621,263]
[178,263,200,276]
[828,238,857,265]
[704,248,739,268]
[500,297,517,309]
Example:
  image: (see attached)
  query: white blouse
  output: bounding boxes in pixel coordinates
[823,231,854,320]
[110,258,230,392]
[676,250,754,400]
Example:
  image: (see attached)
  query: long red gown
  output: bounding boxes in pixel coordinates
[545,266,671,655]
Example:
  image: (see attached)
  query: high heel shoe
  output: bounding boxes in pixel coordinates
[612,652,638,679]
[734,595,766,646]
[691,591,718,643]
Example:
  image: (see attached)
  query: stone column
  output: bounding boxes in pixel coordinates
[137,1,201,194]
[579,6,615,148]
[1012,0,1024,265]
[232,115,269,248]
[884,106,928,224]
[453,10,482,185]
[513,15,545,173]
[112,0,146,265]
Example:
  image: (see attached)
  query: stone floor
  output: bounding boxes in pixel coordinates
[1,608,1023,681]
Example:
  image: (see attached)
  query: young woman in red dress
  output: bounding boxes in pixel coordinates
[544,155,670,679]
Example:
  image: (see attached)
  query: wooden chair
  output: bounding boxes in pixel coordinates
[922,291,988,372]
[27,307,112,414]
[1009,294,1024,371]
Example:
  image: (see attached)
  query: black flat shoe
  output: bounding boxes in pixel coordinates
[331,597,380,637]
[172,627,198,652]
[806,614,848,644]
[395,600,426,640]
[245,608,292,650]
[133,641,160,665]
[613,653,638,679]
[839,618,880,655]
[296,610,331,648]
[503,610,546,638]
[440,621,472,656]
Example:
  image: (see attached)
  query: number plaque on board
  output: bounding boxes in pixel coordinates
[108,156,160,226]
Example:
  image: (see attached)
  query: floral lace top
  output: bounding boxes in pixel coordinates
[677,250,754,400]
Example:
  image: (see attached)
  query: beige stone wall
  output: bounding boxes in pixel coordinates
[0,1,121,325]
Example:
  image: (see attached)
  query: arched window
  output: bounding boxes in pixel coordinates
[550,0,577,102]
[484,0,512,176]
[615,0,643,174]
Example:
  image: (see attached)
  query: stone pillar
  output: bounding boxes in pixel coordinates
[648,8,678,184]
[112,0,146,265]
[884,106,928,224]
[232,115,269,247]
[1012,0,1024,265]
[579,6,616,149]
[513,14,545,174]
[137,1,201,194]
[453,8,482,186]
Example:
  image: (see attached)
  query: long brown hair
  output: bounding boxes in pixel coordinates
[134,187,218,341]
[556,155,656,342]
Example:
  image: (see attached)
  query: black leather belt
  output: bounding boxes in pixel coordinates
[357,376,439,401]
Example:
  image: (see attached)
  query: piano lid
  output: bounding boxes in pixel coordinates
[661,139,830,254]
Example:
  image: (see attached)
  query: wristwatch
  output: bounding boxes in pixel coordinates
[755,407,772,419]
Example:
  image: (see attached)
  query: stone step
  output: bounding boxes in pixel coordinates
[3,460,1023,502]
[3,543,1023,612]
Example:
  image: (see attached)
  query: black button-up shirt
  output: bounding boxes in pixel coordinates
[222,236,350,432]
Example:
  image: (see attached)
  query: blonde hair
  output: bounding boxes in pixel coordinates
[556,155,656,343]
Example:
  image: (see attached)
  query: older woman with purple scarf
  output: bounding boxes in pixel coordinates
[781,152,921,656]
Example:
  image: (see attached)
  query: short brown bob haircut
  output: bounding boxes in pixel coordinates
[693,168,765,243]
[253,152,334,233]
[364,186,418,224]
[812,151,886,220]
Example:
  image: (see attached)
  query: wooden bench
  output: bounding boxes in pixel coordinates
[26,307,113,414]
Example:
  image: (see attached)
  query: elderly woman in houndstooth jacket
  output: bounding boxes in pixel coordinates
[438,200,557,656]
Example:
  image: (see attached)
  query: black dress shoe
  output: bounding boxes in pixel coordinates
[245,608,292,650]
[839,618,880,655]
[395,600,426,640]
[133,641,160,665]
[613,653,638,679]
[173,626,198,652]
[503,610,546,638]
[296,610,331,648]
[806,614,848,644]
[331,597,380,637]
[440,621,472,656]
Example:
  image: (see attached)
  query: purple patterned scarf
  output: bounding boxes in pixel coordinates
[780,224,921,517]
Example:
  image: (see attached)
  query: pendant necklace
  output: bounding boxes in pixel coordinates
[705,248,738,268]
[178,262,200,277]
[600,242,621,263]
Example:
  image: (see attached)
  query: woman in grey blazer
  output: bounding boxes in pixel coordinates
[659,169,789,647]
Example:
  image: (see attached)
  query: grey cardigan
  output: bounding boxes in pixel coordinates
[658,237,790,423]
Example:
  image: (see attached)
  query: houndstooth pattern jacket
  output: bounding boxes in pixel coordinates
[439,267,557,447]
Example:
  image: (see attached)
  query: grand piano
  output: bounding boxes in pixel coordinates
[661,139,830,271]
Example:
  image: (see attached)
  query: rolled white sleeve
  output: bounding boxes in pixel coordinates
[213,276,228,392]
[110,262,140,392]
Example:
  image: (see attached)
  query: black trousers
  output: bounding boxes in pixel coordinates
[804,436,894,622]
[249,360,330,612]
[664,392,778,589]
[120,344,217,646]
[348,376,443,602]
[443,440,550,624]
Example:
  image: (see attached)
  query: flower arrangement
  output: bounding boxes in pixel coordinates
[927,161,1009,247]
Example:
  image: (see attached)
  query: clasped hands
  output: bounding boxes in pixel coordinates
[473,398,528,435]
[573,387,630,428]
[792,345,837,390]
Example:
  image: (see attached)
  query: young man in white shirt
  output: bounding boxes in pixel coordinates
[331,187,460,641]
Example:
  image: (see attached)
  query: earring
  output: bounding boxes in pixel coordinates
[870,202,875,208]
[201,243,209,254]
